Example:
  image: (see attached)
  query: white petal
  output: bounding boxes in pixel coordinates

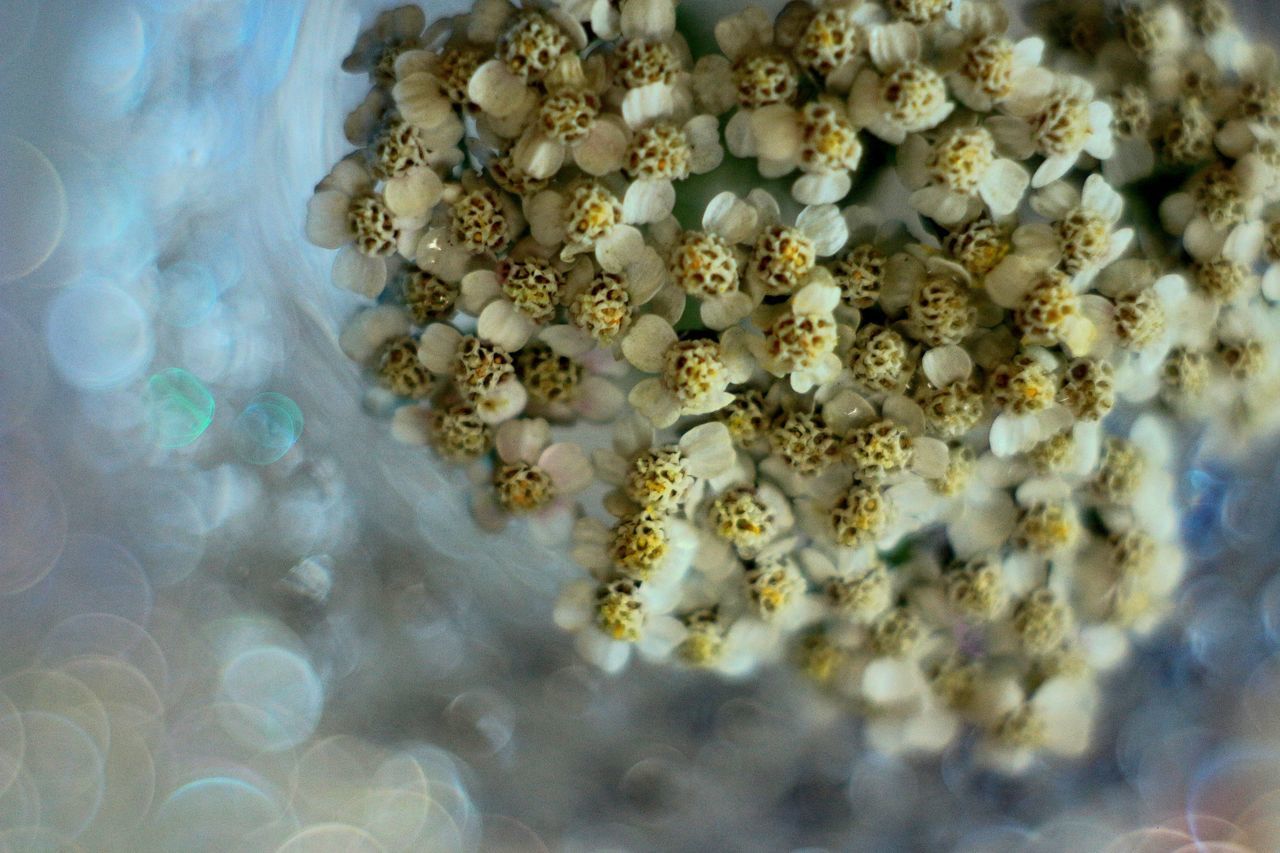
[623,179,677,225]
[796,205,849,256]
[540,442,593,493]
[1031,154,1075,189]
[701,291,754,330]
[985,255,1038,309]
[459,269,501,315]
[978,159,1030,217]
[478,300,537,352]
[306,191,354,249]
[752,105,802,163]
[679,422,735,477]
[418,323,463,374]
[469,60,530,118]
[332,247,388,298]
[685,115,724,173]
[910,186,973,225]
[496,417,550,465]
[628,377,681,428]
[339,306,411,365]
[792,281,840,315]
[621,314,677,372]
[595,224,646,272]
[725,109,757,159]
[620,0,676,41]
[622,82,676,128]
[922,345,973,387]
[910,437,950,479]
[573,120,627,176]
[524,191,567,247]
[383,168,443,219]
[514,128,566,180]
[869,22,920,71]
[792,172,853,206]
[703,192,759,243]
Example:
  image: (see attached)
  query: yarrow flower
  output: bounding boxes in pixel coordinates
[304,0,1280,772]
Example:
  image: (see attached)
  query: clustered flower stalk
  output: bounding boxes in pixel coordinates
[308,0,1280,773]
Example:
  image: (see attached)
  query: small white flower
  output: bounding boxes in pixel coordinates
[620,106,724,224]
[748,279,844,393]
[897,121,1030,224]
[849,22,955,143]
[973,674,1099,774]
[744,98,864,204]
[1012,173,1135,287]
[306,157,430,297]
[553,576,684,673]
[472,417,594,542]
[991,73,1114,188]
[417,322,529,424]
[593,416,737,515]
[941,1,1053,113]
[1159,159,1266,262]
[621,316,755,426]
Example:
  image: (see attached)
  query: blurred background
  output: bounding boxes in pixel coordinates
[2,0,1280,849]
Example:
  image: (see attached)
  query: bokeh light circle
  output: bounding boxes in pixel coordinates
[0,451,68,596]
[233,392,304,465]
[0,137,66,282]
[217,646,323,752]
[144,368,215,448]
[46,279,153,390]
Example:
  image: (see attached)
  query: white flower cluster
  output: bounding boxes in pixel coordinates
[306,0,1279,772]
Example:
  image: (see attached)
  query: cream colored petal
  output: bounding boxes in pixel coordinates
[595,224,646,272]
[332,247,388,298]
[623,179,677,225]
[468,59,529,118]
[985,255,1038,309]
[621,314,678,372]
[573,119,627,176]
[383,167,444,219]
[701,291,754,330]
[620,0,676,40]
[514,128,566,181]
[883,393,925,435]
[306,190,354,249]
[703,191,759,243]
[922,344,972,387]
[459,269,502,316]
[478,300,537,352]
[1032,154,1075,189]
[390,405,432,446]
[540,324,596,357]
[339,305,411,365]
[679,422,735,478]
[862,657,925,705]
[393,73,452,130]
[575,375,625,421]
[792,281,840,315]
[986,116,1036,160]
[496,417,549,465]
[540,442,594,493]
[792,172,852,206]
[684,114,724,172]
[320,156,375,196]
[1183,217,1226,262]
[1158,192,1196,235]
[417,323,463,374]
[713,6,772,61]
[691,55,737,116]
[629,377,681,427]
[869,22,920,71]
[524,190,567,247]
[751,105,802,163]
[592,0,621,39]
[910,186,973,226]
[725,109,757,159]
[910,437,950,479]
[978,159,1029,218]
[622,82,676,128]
[476,380,528,425]
[796,204,849,256]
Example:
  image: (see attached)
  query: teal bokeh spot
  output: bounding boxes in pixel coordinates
[232,392,303,465]
[144,368,214,448]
